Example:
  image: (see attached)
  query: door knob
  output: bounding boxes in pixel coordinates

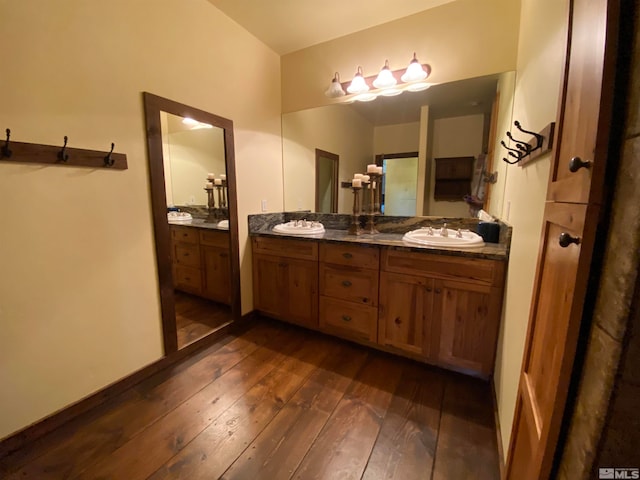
[559,232,581,248]
[569,156,591,172]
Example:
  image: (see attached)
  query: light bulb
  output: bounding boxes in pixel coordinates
[347,66,369,94]
[373,60,397,89]
[324,72,346,98]
[401,53,428,83]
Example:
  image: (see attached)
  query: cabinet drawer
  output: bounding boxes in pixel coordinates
[320,243,379,270]
[252,236,318,261]
[382,248,502,286]
[320,264,378,306]
[174,265,202,293]
[171,225,199,244]
[200,229,229,248]
[319,296,377,343]
[174,244,201,268]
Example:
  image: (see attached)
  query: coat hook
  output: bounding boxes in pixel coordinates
[514,120,544,149]
[1,128,12,159]
[104,142,115,167]
[57,135,69,162]
[500,140,525,159]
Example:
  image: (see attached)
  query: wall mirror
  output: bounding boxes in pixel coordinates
[283,71,516,218]
[143,92,241,354]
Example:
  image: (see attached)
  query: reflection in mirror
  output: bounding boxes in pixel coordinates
[315,149,338,213]
[143,92,240,354]
[283,72,516,218]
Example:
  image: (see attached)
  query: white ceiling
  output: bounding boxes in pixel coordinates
[207,0,458,55]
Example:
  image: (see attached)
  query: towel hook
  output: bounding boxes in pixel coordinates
[1,128,12,159]
[104,142,115,167]
[57,135,69,162]
[514,120,543,149]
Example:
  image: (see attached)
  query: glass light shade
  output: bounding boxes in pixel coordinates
[372,60,397,89]
[379,88,403,96]
[353,93,377,102]
[406,82,431,92]
[347,67,369,94]
[324,72,346,98]
[401,53,428,83]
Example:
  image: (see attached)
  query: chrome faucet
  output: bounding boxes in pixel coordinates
[456,229,463,238]
[441,223,448,237]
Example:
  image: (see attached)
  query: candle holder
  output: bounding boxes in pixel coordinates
[364,171,382,234]
[348,186,363,235]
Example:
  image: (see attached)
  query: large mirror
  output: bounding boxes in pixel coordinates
[143,92,241,354]
[283,72,516,218]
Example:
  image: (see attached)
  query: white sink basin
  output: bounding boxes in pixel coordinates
[272,220,325,236]
[167,211,192,222]
[217,219,229,230]
[403,227,485,248]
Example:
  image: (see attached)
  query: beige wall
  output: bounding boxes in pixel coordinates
[492,0,569,454]
[0,0,281,439]
[282,105,373,213]
[281,0,520,113]
[373,122,420,154]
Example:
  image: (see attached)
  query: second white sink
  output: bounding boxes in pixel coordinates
[403,227,485,248]
[272,220,325,236]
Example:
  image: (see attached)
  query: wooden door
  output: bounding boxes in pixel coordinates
[285,257,319,328]
[252,255,287,318]
[506,0,618,477]
[202,246,231,304]
[378,271,436,359]
[436,279,502,377]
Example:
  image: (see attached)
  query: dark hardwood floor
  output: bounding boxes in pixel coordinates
[0,319,500,480]
[175,291,232,349]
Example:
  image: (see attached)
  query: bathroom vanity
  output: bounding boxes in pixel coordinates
[250,214,509,378]
[170,222,231,305]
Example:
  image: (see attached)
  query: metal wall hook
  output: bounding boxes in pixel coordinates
[514,120,544,148]
[1,128,12,159]
[501,139,525,158]
[57,135,69,162]
[104,142,115,167]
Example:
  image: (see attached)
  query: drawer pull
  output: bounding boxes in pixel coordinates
[559,232,581,248]
[394,317,402,325]
[183,233,188,237]
[184,276,190,281]
[183,252,189,257]
[341,280,352,287]
[278,262,287,267]
[435,288,442,294]
[342,252,353,259]
[426,287,432,292]
[341,315,352,322]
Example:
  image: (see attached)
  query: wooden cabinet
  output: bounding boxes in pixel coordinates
[169,225,231,304]
[319,243,379,342]
[171,225,202,295]
[380,248,505,376]
[251,235,506,377]
[252,237,318,329]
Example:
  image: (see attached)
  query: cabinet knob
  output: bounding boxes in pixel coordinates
[341,315,352,322]
[342,252,353,259]
[183,252,189,256]
[394,317,402,325]
[341,280,352,287]
[559,232,581,248]
[435,288,442,294]
[569,156,591,172]
[426,287,432,292]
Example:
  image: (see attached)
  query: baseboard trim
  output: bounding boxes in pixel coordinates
[0,316,255,459]
[491,377,506,480]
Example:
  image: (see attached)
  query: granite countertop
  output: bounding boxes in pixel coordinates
[168,218,229,232]
[248,213,510,261]
[251,227,508,261]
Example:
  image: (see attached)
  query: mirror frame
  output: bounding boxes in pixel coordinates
[142,92,241,354]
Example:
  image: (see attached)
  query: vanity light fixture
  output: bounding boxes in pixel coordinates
[372,60,397,89]
[347,66,370,94]
[182,117,213,129]
[324,72,346,98]
[401,52,429,82]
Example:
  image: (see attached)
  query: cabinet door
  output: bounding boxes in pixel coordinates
[202,246,231,304]
[378,271,436,359]
[435,279,502,376]
[253,254,287,318]
[285,257,319,329]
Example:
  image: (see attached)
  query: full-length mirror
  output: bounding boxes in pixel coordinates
[143,92,240,354]
[283,72,516,218]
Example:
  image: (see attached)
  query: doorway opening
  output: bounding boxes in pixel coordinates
[315,149,339,213]
[376,152,419,216]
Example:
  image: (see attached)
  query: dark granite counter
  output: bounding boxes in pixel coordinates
[248,212,510,261]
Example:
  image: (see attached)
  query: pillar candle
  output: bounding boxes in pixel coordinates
[352,178,362,188]
[362,175,370,183]
[220,174,226,181]
[214,178,223,185]
[367,164,377,173]
[205,182,213,189]
[207,173,215,180]
[376,166,383,174]
[354,173,364,180]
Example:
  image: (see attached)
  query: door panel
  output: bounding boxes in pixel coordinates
[202,246,231,304]
[286,258,318,328]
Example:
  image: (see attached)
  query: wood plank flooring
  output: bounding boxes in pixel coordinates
[0,319,500,480]
[175,291,232,349]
